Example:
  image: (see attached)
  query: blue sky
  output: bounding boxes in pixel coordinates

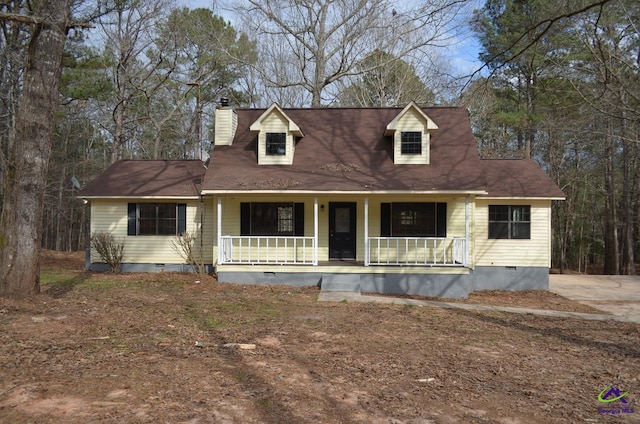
[177,0,484,78]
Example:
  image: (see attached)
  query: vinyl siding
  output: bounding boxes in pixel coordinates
[474,199,551,267]
[90,199,213,265]
[257,111,295,165]
[367,196,467,265]
[214,195,469,264]
[216,195,316,262]
[213,108,237,146]
[393,108,430,165]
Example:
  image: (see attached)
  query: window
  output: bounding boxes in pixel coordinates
[489,205,530,239]
[401,131,422,154]
[128,203,186,236]
[241,202,304,236]
[266,132,286,155]
[381,202,446,237]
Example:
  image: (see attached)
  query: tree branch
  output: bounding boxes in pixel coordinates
[467,0,613,87]
[0,11,92,29]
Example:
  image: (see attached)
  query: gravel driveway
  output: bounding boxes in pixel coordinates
[549,274,640,323]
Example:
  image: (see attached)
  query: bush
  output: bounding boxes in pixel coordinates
[90,232,125,273]
[171,231,206,276]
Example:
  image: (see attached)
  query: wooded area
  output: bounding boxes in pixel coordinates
[0,0,638,297]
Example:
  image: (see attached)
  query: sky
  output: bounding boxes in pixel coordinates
[177,0,484,79]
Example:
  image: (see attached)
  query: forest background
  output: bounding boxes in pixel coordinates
[0,0,638,285]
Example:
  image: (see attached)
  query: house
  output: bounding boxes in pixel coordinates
[78,102,565,298]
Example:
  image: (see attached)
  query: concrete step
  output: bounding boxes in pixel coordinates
[320,274,361,293]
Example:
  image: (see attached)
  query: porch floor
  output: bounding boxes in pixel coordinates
[319,260,362,266]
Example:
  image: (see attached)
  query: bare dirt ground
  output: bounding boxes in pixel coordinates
[0,251,638,423]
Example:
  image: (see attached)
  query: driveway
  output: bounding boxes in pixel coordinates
[549,274,640,323]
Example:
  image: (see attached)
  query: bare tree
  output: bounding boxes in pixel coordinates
[0,0,72,298]
[96,0,175,162]
[230,0,467,107]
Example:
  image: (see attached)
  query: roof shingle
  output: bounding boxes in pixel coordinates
[202,106,564,198]
[79,107,564,199]
[78,160,205,198]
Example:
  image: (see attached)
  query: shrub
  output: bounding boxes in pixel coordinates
[90,232,125,273]
[171,231,206,276]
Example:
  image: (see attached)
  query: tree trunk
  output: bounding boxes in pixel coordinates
[620,110,635,274]
[112,96,127,162]
[603,120,619,275]
[0,1,70,299]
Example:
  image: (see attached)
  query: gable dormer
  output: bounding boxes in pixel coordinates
[385,102,438,165]
[250,103,304,165]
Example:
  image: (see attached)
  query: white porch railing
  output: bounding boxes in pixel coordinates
[366,237,467,267]
[220,236,317,265]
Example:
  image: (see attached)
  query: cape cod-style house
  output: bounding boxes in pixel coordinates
[78,102,565,298]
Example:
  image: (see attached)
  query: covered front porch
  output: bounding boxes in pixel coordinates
[218,235,467,266]
[215,196,472,268]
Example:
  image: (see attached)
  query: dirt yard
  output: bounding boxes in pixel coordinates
[0,251,638,423]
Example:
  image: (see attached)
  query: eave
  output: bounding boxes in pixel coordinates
[79,196,201,200]
[479,196,566,201]
[200,189,489,196]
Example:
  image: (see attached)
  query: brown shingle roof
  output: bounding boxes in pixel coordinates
[78,107,564,199]
[78,160,205,198]
[202,106,564,198]
[480,159,565,198]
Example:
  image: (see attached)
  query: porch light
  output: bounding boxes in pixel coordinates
[320,204,325,212]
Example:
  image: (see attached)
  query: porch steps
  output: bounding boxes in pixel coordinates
[320,274,361,293]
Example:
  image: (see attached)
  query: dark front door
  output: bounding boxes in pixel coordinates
[329,202,356,260]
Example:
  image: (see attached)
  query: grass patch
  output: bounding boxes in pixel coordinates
[40,271,88,298]
[184,298,282,331]
[185,303,229,330]
[40,270,84,286]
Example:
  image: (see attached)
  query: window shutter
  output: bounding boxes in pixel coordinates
[177,203,187,235]
[294,203,304,236]
[127,203,137,236]
[240,203,251,236]
[380,203,391,236]
[436,202,447,237]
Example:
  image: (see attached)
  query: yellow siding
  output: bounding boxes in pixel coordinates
[393,109,430,165]
[215,195,317,262]
[474,199,551,267]
[90,199,212,265]
[214,195,469,264]
[213,108,237,146]
[257,111,295,165]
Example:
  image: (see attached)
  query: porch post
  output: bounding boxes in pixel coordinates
[217,196,222,264]
[465,196,470,267]
[364,197,369,266]
[314,197,318,265]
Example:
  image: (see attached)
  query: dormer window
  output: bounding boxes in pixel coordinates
[385,102,438,165]
[401,132,422,155]
[266,133,287,155]
[250,103,304,165]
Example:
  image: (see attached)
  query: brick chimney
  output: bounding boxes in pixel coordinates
[214,98,237,146]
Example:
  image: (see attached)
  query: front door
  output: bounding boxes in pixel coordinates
[329,202,356,260]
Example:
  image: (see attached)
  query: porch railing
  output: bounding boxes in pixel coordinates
[220,236,317,265]
[366,237,467,267]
